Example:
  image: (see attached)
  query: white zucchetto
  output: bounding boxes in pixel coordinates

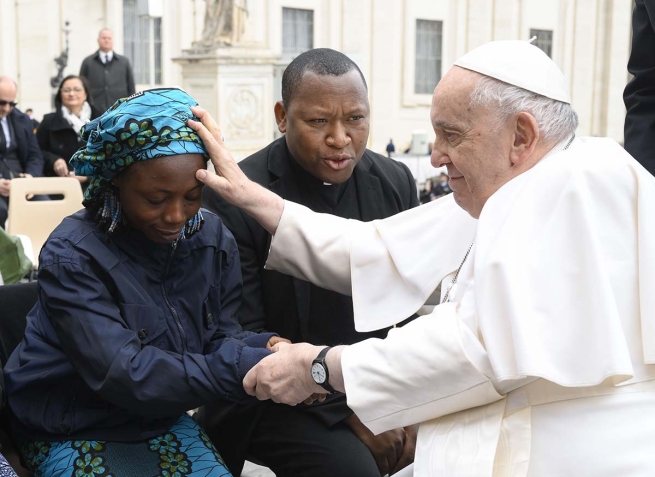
[454,40,571,104]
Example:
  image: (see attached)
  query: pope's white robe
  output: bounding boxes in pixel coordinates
[265,137,655,476]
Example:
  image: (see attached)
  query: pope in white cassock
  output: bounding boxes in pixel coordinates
[189,40,655,477]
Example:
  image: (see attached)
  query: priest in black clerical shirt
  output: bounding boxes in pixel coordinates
[199,49,419,477]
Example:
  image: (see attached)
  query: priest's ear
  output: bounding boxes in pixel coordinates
[509,112,539,166]
[274,101,288,134]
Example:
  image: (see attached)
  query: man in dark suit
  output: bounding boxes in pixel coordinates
[624,0,655,176]
[0,76,44,229]
[200,48,419,477]
[79,29,135,113]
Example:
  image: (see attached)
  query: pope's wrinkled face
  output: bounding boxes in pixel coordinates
[113,154,206,243]
[276,70,370,184]
[430,67,515,218]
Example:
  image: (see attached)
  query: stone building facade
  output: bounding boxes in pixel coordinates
[0,0,633,159]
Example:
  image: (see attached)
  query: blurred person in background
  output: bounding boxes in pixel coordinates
[80,29,135,113]
[386,138,395,157]
[0,75,44,229]
[24,109,39,133]
[37,75,102,189]
[419,178,436,204]
[433,172,452,198]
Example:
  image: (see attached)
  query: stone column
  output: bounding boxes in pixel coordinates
[173,47,281,161]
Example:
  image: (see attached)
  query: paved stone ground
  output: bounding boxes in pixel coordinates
[241,461,275,477]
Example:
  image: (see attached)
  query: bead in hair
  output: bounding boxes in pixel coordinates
[98,188,124,233]
[183,210,204,238]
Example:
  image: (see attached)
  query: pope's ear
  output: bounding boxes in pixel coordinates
[274,101,287,134]
[510,112,539,166]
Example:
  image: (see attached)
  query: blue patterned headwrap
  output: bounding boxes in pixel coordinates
[70,87,208,203]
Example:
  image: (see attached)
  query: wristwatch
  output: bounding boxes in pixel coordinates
[311,346,336,393]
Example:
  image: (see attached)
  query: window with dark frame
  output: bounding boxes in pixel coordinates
[123,0,162,85]
[282,7,314,57]
[415,19,443,95]
[530,29,554,58]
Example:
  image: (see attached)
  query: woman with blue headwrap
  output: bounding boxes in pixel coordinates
[2,89,284,476]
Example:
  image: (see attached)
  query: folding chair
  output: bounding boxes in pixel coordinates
[6,177,84,268]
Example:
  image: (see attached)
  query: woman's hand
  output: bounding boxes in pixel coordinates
[266,336,292,350]
[54,158,69,177]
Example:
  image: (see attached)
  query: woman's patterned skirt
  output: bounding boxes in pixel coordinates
[17,414,232,477]
[0,452,19,477]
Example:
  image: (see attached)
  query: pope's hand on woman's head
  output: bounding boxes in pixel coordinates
[188,105,285,236]
[187,106,247,201]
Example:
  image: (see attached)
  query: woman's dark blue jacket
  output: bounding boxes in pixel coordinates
[3,209,274,442]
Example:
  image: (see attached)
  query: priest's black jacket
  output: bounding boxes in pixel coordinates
[201,137,419,430]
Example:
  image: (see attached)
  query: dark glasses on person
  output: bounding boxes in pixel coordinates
[0,101,17,108]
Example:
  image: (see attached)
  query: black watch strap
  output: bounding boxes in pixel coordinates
[312,346,337,393]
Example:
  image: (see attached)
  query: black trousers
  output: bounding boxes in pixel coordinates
[197,399,381,477]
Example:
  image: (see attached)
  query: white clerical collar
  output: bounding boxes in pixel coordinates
[539,134,576,165]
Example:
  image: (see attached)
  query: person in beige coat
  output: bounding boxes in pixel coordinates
[189,40,655,477]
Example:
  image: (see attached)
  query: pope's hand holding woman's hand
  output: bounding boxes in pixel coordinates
[242,342,345,405]
[243,343,328,405]
[263,338,327,405]
[266,336,291,350]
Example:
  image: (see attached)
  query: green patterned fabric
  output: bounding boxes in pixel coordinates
[0,228,32,284]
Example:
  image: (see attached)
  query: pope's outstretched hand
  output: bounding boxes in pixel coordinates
[188,106,284,235]
[188,108,346,404]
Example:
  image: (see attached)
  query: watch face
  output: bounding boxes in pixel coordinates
[311,363,326,384]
